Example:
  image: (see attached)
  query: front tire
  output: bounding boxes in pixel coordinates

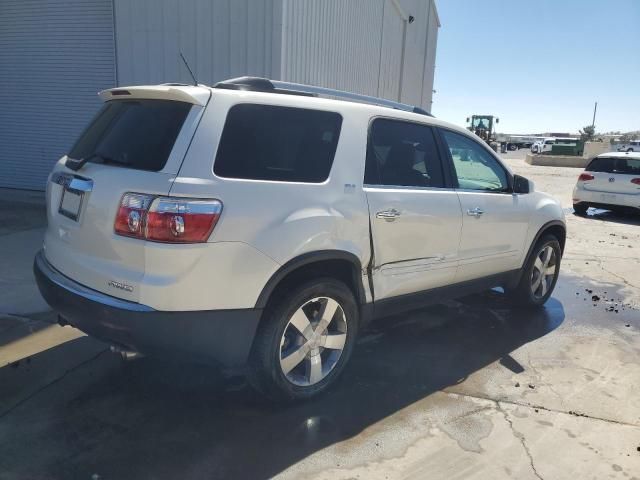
[248,278,358,402]
[508,235,561,308]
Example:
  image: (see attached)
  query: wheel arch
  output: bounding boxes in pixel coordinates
[254,250,367,310]
[523,220,566,267]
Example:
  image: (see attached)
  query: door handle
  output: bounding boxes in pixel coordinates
[467,207,484,217]
[376,208,401,221]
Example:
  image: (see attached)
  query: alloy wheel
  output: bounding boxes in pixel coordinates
[279,296,347,386]
[531,245,557,298]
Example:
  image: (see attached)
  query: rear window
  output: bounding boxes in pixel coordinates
[214,104,342,183]
[587,157,640,174]
[68,99,192,172]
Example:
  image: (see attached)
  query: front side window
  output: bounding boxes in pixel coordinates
[365,118,445,188]
[69,100,192,172]
[440,130,509,192]
[214,104,342,183]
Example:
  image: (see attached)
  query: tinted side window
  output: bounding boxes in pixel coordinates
[365,119,445,188]
[214,104,342,183]
[69,100,192,172]
[440,130,509,192]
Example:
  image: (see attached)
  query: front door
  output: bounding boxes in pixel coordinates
[438,128,531,282]
[364,118,462,301]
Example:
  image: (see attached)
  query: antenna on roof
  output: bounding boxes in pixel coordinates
[179,52,198,86]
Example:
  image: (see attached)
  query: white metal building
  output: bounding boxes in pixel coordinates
[0,0,439,190]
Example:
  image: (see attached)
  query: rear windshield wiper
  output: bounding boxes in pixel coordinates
[66,152,121,171]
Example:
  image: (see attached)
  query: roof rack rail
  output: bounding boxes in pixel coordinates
[213,77,433,117]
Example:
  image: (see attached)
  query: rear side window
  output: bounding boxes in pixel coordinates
[364,118,445,188]
[587,157,640,174]
[214,104,342,183]
[69,100,192,171]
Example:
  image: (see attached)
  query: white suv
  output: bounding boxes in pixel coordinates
[34,77,566,401]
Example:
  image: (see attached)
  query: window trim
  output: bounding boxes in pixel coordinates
[363,115,455,190]
[435,126,515,194]
[212,102,343,184]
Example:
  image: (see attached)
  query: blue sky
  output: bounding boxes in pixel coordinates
[432,0,640,134]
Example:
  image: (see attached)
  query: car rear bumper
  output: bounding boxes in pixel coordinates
[573,188,640,209]
[33,250,262,368]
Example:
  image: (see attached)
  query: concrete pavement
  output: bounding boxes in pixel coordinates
[0,189,49,315]
[0,156,638,480]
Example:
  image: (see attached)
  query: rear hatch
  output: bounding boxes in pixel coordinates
[44,86,210,302]
[582,156,640,195]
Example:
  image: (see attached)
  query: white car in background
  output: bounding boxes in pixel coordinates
[531,137,580,154]
[573,152,640,215]
[617,140,640,153]
[531,138,553,154]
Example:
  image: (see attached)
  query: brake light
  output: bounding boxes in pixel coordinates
[114,193,222,243]
[578,173,594,181]
[114,193,154,239]
[631,178,640,185]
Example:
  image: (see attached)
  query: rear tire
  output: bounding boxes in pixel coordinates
[573,203,588,215]
[247,278,358,402]
[508,235,561,308]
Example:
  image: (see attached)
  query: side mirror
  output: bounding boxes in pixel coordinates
[496,118,500,124]
[513,174,531,194]
[466,117,470,123]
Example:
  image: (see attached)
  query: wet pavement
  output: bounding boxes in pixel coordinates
[1,158,639,479]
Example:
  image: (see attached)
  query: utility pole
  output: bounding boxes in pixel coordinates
[591,101,598,129]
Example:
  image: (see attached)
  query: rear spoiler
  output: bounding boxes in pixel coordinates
[98,84,211,106]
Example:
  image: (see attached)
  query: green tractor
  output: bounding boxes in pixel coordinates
[466,115,499,151]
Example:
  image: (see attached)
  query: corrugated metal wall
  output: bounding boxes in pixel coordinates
[0,0,115,190]
[114,0,439,107]
[113,0,282,86]
[1,0,438,190]
[279,0,439,110]
[421,0,439,109]
[280,0,384,96]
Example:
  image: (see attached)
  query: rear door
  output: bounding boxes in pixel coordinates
[438,128,531,282]
[583,156,640,198]
[364,118,462,301]
[44,93,207,302]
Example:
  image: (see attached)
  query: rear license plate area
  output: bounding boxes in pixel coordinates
[59,187,84,221]
[600,193,617,203]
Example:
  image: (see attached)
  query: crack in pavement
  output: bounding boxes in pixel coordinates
[525,351,565,408]
[0,348,109,420]
[495,401,544,480]
[599,264,640,291]
[445,390,640,428]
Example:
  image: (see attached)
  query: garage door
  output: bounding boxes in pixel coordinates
[0,0,115,190]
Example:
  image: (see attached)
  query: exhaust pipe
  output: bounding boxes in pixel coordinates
[109,345,143,361]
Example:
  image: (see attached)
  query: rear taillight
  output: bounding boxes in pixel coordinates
[578,173,594,181]
[631,178,640,185]
[114,193,154,239]
[114,193,222,243]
